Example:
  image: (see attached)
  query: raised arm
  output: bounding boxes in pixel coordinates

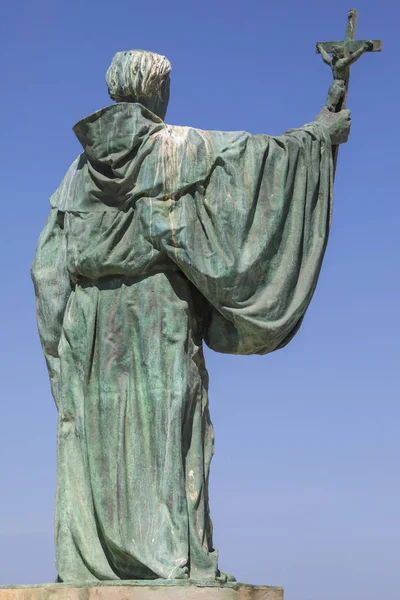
[317,43,332,66]
[347,40,374,66]
[31,209,71,406]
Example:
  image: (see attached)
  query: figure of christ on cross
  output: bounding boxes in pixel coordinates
[316,9,382,172]
[317,40,373,112]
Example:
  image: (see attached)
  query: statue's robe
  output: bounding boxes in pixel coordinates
[31,103,333,582]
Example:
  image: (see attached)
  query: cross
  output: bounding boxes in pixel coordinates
[316,9,382,173]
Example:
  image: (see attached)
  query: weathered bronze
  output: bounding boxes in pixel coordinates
[317,9,382,172]
[30,12,381,587]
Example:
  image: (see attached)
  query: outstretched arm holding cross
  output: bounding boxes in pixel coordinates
[315,107,351,145]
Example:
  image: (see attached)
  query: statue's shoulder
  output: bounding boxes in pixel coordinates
[151,123,195,144]
[152,122,243,155]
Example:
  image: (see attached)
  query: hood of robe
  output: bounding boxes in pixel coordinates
[73,103,164,169]
[50,103,166,212]
[51,102,217,213]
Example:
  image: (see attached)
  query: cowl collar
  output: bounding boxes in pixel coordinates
[73,102,164,168]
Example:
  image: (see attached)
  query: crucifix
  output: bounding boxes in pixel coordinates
[316,9,382,173]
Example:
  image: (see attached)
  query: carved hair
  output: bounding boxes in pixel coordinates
[106,50,171,110]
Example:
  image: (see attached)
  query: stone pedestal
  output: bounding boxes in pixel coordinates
[0,582,283,600]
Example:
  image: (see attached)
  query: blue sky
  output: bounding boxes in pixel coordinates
[0,1,398,599]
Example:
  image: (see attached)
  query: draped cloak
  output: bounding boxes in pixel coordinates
[31,102,333,583]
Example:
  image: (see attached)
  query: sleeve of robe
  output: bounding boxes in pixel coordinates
[156,121,333,355]
[31,209,71,405]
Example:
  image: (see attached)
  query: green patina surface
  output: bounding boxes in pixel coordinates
[32,50,336,585]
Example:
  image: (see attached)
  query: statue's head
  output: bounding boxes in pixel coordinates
[332,45,345,60]
[106,50,171,120]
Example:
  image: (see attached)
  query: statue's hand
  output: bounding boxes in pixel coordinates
[315,107,351,144]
